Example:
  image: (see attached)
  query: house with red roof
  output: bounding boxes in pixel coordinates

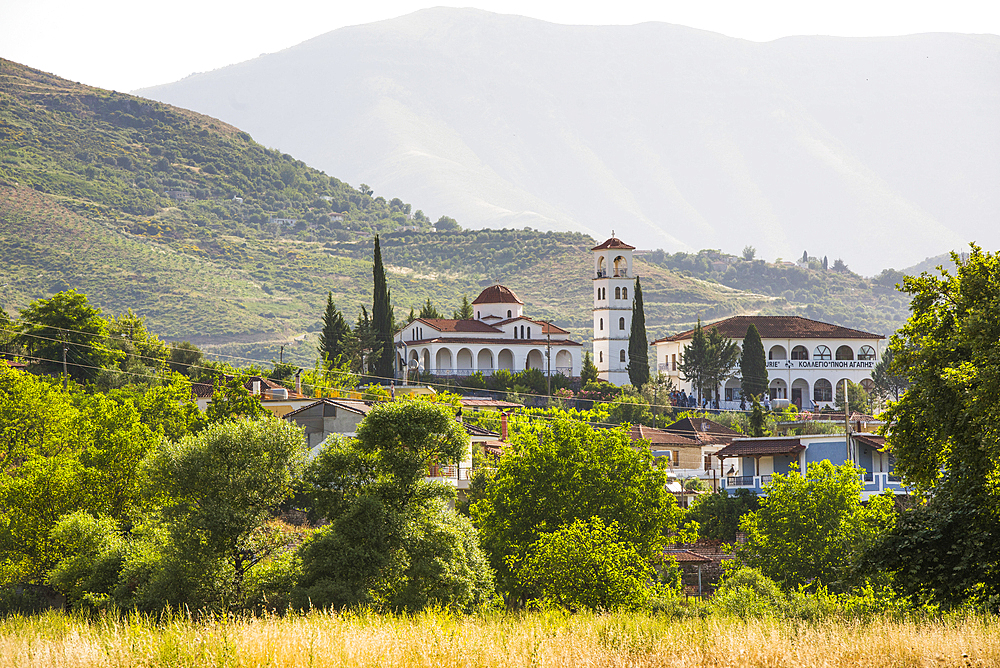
[394,284,582,379]
[651,315,885,410]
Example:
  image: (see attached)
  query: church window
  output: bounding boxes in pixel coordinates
[814,345,832,360]
[596,288,600,300]
[858,345,876,360]
[527,327,531,338]
[507,309,512,318]
[600,318,603,331]
[476,311,480,319]
[619,317,625,330]
[620,349,626,363]
[791,345,809,360]
[521,325,525,338]
[599,351,603,363]
[514,327,518,339]
[615,287,621,299]
[813,378,833,402]
[623,287,628,299]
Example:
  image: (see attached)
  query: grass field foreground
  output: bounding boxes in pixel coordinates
[1,610,996,668]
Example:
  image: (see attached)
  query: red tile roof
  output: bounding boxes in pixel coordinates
[282,398,373,420]
[665,417,742,439]
[415,318,502,333]
[651,315,884,343]
[715,438,806,458]
[472,284,523,305]
[630,424,700,446]
[493,317,570,334]
[591,237,636,251]
[460,398,525,409]
[665,549,713,563]
[398,337,582,347]
[854,433,887,451]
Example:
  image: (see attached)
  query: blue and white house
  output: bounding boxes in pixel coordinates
[715,432,906,501]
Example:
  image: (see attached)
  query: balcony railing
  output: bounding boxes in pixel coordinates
[429,368,575,377]
[727,475,756,487]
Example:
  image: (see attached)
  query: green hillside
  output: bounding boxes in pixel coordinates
[0,57,914,366]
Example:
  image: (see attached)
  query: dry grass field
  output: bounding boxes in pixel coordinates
[1,609,997,668]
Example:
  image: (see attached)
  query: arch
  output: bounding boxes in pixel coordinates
[456,348,474,372]
[791,378,809,408]
[422,349,431,373]
[600,318,604,331]
[526,349,544,370]
[527,326,531,338]
[769,378,788,400]
[507,309,512,318]
[724,377,742,402]
[436,348,453,373]
[768,345,787,360]
[860,378,875,394]
[397,354,405,372]
[791,345,809,360]
[613,255,627,277]
[814,345,832,360]
[835,345,854,361]
[513,327,518,339]
[477,348,494,371]
[497,348,514,371]
[620,349,627,363]
[619,317,626,330]
[597,256,607,277]
[596,288,600,301]
[623,287,628,300]
[858,345,876,360]
[555,349,572,372]
[813,378,833,402]
[615,287,621,299]
[409,349,420,364]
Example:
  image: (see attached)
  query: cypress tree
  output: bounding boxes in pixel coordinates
[318,292,351,364]
[627,277,650,388]
[371,236,395,379]
[581,351,599,385]
[739,323,768,400]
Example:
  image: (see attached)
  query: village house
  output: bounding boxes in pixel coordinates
[395,284,582,379]
[630,417,741,495]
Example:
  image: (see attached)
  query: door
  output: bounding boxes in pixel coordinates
[791,388,802,408]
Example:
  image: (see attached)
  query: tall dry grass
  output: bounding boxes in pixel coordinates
[0,609,996,668]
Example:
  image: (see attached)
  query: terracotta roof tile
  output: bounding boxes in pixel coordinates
[665,549,713,563]
[591,237,636,251]
[651,315,884,343]
[460,398,524,409]
[630,424,701,446]
[472,285,523,305]
[854,433,887,451]
[414,318,502,333]
[398,337,582,347]
[715,437,806,458]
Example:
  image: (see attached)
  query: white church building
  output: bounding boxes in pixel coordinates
[395,284,582,378]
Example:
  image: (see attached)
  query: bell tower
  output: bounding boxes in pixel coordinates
[592,233,635,386]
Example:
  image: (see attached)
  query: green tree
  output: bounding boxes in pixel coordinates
[472,418,681,603]
[17,290,122,382]
[742,246,756,261]
[867,246,1000,606]
[678,321,739,405]
[834,379,872,415]
[685,489,760,542]
[434,216,461,232]
[581,351,599,384]
[146,417,307,602]
[739,324,768,400]
[734,461,895,590]
[418,298,442,319]
[452,294,474,320]
[371,236,395,379]
[519,517,663,611]
[168,341,203,376]
[318,292,351,364]
[205,375,265,423]
[870,348,909,404]
[627,277,649,387]
[749,395,767,436]
[296,401,494,612]
[678,320,710,403]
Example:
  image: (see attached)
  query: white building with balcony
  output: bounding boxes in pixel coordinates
[652,315,885,410]
[592,235,636,385]
[394,284,582,378]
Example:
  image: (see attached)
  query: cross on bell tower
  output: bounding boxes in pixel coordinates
[591,234,635,386]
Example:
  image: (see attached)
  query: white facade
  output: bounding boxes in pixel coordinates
[394,285,582,378]
[592,237,635,385]
[652,316,885,410]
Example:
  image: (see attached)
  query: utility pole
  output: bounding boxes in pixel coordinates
[546,322,552,398]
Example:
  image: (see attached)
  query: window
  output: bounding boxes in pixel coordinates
[704,454,712,471]
[860,378,875,393]
[526,327,531,338]
[513,327,518,339]
[599,351,603,363]
[476,311,480,319]
[835,345,854,360]
[620,349,626,363]
[858,345,876,360]
[814,379,833,402]
[671,354,677,371]
[520,325,525,338]
[673,450,679,467]
[791,345,809,360]
[596,288,600,301]
[600,318,603,331]
[814,345,832,360]
[615,287,621,299]
[769,345,787,360]
[507,310,512,318]
[619,317,625,330]
[622,287,628,300]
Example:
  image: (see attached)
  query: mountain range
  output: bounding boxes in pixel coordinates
[137,8,1000,276]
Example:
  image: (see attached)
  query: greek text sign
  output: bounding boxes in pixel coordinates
[766,360,875,370]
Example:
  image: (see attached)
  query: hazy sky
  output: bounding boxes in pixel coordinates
[2,0,997,92]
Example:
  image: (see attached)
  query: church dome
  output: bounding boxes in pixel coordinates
[472,284,523,305]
